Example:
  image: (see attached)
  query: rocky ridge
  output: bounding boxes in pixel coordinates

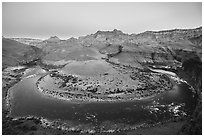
[8,27,201,69]
[40,27,202,69]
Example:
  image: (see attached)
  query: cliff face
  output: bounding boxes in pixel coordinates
[77,27,201,68]
[178,56,202,135]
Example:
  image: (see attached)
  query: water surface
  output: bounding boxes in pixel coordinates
[9,67,196,126]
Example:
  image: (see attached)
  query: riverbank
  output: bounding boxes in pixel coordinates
[36,67,173,103]
[3,65,195,135]
[2,66,28,111]
[2,114,186,135]
[127,121,186,135]
[2,67,39,135]
[2,66,57,135]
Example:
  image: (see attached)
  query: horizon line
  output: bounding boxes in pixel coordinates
[3,25,202,40]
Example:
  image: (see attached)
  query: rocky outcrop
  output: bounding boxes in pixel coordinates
[76,27,202,68]
[44,36,61,43]
[178,56,202,135]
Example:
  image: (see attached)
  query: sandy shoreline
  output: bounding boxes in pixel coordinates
[35,70,174,103]
[36,78,168,104]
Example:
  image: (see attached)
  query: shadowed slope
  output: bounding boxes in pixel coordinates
[2,38,43,68]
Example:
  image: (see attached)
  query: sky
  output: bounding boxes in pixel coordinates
[2,2,202,39]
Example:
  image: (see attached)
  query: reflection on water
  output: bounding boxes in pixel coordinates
[9,67,196,128]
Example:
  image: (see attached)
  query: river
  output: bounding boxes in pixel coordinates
[8,67,197,131]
